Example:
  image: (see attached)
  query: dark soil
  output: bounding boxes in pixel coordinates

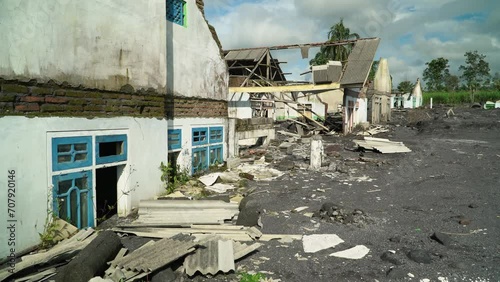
[193,108,500,282]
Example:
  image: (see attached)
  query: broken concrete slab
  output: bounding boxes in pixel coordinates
[199,173,221,186]
[205,183,235,193]
[226,157,242,169]
[52,218,78,243]
[353,137,411,154]
[329,245,370,259]
[302,234,344,253]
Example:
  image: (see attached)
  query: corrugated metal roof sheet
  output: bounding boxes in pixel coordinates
[340,38,380,86]
[225,48,267,61]
[184,238,235,277]
[112,238,198,272]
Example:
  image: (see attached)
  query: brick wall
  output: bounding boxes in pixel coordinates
[0,80,227,119]
[235,118,274,132]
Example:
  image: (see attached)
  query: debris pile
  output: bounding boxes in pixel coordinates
[313,202,371,225]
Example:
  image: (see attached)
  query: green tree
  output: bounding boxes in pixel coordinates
[368,60,379,82]
[493,72,500,91]
[422,57,450,91]
[444,75,460,92]
[459,50,490,102]
[310,19,360,66]
[397,80,415,93]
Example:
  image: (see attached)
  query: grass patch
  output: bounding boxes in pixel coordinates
[423,90,500,105]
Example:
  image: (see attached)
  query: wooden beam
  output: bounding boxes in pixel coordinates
[224,37,377,52]
[230,83,340,93]
[240,53,267,87]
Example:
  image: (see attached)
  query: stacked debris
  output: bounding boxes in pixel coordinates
[313,202,371,226]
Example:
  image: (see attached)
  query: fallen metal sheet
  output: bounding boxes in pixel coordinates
[111,237,197,276]
[0,228,96,281]
[225,48,267,61]
[353,137,411,154]
[205,183,235,193]
[340,38,380,86]
[233,241,263,260]
[135,200,239,226]
[184,239,235,277]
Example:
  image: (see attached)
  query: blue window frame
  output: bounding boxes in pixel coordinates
[192,127,208,146]
[209,145,223,165]
[52,171,94,229]
[192,147,208,174]
[209,127,223,144]
[96,134,127,165]
[168,129,182,151]
[166,0,186,26]
[52,136,92,171]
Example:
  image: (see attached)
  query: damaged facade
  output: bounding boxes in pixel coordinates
[0,0,229,258]
[227,38,381,137]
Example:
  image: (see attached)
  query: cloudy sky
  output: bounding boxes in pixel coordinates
[205,0,499,87]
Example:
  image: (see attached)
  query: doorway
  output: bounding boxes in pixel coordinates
[96,166,120,224]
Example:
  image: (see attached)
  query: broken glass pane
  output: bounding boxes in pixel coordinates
[80,192,88,227]
[58,154,71,163]
[74,153,87,161]
[58,197,67,221]
[75,177,88,190]
[58,179,73,194]
[74,143,87,151]
[57,144,71,153]
[70,190,78,227]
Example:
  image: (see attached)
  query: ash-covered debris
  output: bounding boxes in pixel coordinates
[313,202,372,226]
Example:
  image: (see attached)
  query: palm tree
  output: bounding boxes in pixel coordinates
[310,19,360,66]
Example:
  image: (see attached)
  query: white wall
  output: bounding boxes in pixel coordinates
[167,0,228,100]
[228,92,252,119]
[318,89,344,113]
[297,94,326,120]
[0,0,167,92]
[0,0,228,100]
[0,116,168,258]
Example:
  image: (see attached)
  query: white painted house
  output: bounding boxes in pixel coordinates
[0,0,228,259]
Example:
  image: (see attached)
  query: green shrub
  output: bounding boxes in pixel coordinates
[423,90,500,105]
[159,162,190,194]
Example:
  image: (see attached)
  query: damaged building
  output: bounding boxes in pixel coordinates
[0,0,229,258]
[227,38,381,136]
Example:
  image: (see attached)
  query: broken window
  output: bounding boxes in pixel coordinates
[52,171,93,229]
[168,129,182,151]
[209,145,223,165]
[52,136,92,171]
[209,127,223,143]
[96,134,127,164]
[166,0,186,26]
[192,128,208,146]
[192,147,208,174]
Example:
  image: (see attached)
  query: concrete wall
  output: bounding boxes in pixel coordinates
[296,93,327,120]
[0,116,168,259]
[0,0,228,100]
[228,92,252,119]
[0,0,167,92]
[344,89,367,133]
[167,0,228,100]
[318,89,344,113]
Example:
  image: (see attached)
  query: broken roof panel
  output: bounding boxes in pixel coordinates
[184,238,235,277]
[225,48,267,61]
[340,38,380,86]
[112,237,198,273]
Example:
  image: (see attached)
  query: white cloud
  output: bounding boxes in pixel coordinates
[205,0,499,87]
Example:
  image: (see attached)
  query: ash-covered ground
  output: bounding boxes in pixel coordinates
[193,108,500,282]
